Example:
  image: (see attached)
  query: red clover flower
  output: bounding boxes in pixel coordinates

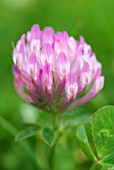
[13,25,104,113]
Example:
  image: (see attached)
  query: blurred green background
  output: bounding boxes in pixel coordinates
[0,0,114,169]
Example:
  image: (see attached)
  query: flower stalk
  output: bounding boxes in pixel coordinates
[49,113,58,170]
[49,142,56,170]
[90,163,102,170]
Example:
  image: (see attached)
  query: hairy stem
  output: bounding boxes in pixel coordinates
[49,114,58,170]
[49,143,56,170]
[90,163,101,170]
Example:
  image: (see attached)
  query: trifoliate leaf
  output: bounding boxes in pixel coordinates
[92,106,114,165]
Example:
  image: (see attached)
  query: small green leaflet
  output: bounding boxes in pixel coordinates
[15,125,40,141]
[76,124,96,162]
[42,128,55,147]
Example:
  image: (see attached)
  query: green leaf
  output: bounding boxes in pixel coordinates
[76,124,96,162]
[42,128,55,147]
[92,106,114,165]
[15,125,40,141]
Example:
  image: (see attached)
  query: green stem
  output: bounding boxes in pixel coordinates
[49,114,58,170]
[90,163,97,170]
[90,163,101,170]
[49,143,56,170]
[53,113,58,130]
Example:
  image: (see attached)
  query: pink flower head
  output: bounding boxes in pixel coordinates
[12,25,104,112]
